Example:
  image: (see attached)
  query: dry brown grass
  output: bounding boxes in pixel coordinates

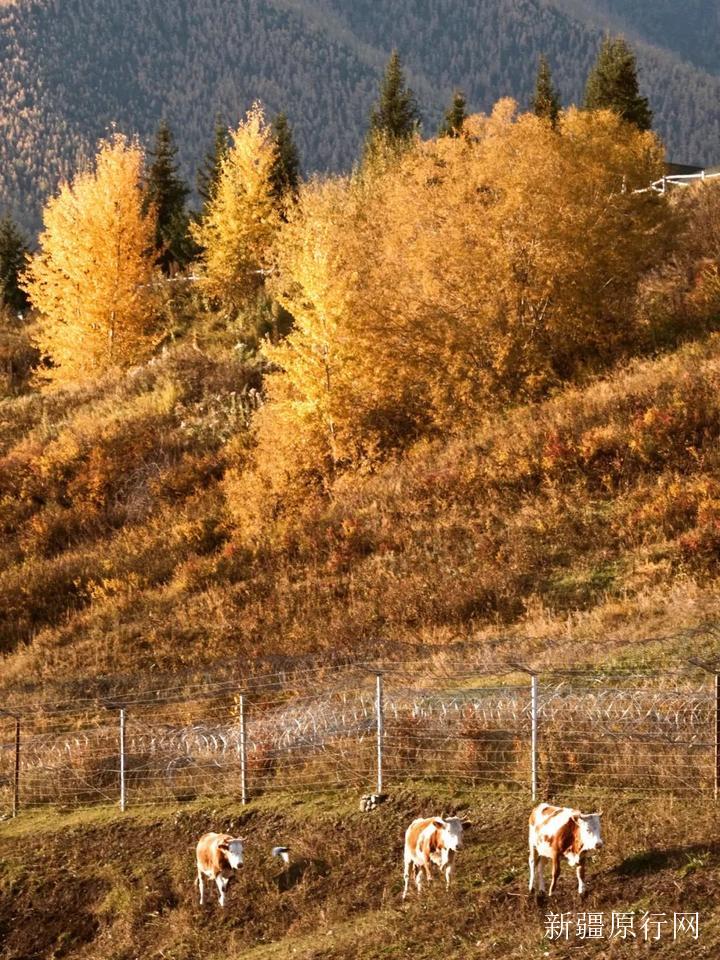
[0,784,718,959]
[4,331,720,701]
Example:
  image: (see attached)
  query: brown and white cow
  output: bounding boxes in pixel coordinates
[528,803,603,897]
[402,815,471,899]
[195,832,245,907]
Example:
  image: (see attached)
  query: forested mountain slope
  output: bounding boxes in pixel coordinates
[0,0,719,235]
[322,0,720,164]
[0,0,382,234]
[560,0,720,76]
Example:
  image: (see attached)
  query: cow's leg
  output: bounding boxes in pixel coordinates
[197,867,204,905]
[536,856,546,895]
[528,845,537,893]
[402,854,412,900]
[216,874,228,907]
[576,862,586,897]
[415,865,424,895]
[443,850,454,890]
[548,851,561,896]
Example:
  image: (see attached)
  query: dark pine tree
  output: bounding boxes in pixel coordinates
[145,120,192,274]
[197,116,230,210]
[0,215,29,312]
[584,36,652,132]
[532,56,561,128]
[364,50,420,161]
[439,90,467,137]
[270,112,301,204]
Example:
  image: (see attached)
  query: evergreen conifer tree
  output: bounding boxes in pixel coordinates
[584,36,652,131]
[532,56,561,128]
[0,215,29,312]
[364,50,420,162]
[197,116,231,209]
[270,112,301,204]
[145,120,192,273]
[439,90,467,137]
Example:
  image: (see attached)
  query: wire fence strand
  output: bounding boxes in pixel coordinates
[0,664,717,816]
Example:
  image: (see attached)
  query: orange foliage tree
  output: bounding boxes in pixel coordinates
[23,134,158,386]
[228,102,675,530]
[191,104,280,317]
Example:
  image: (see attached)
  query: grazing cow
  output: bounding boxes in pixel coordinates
[195,832,244,907]
[402,815,471,899]
[528,803,603,897]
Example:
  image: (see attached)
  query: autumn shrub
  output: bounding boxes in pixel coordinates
[0,549,97,652]
[17,501,97,558]
[229,103,673,535]
[2,344,257,556]
[231,334,720,647]
[635,179,720,347]
[0,307,39,396]
[0,340,264,655]
[678,498,720,561]
[0,488,229,654]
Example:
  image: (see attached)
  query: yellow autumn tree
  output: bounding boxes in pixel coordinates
[342,101,672,419]
[23,134,158,386]
[228,102,676,533]
[192,104,280,315]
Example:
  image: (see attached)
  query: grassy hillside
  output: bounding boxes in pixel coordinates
[1,785,718,959]
[1,0,719,234]
[4,325,720,704]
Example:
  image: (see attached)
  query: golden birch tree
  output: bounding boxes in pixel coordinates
[192,104,280,315]
[223,178,359,535]
[23,134,157,386]
[229,102,676,531]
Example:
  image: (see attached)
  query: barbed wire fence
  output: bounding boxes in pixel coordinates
[1,662,718,818]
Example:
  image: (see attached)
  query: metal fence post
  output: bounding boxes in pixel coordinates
[239,694,248,805]
[689,660,720,798]
[119,708,126,812]
[13,717,20,818]
[376,673,384,794]
[530,675,538,802]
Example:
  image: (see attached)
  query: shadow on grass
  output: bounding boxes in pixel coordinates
[275,858,330,892]
[613,841,719,877]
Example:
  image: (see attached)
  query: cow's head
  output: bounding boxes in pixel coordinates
[572,812,603,852]
[219,838,245,869]
[438,816,472,851]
